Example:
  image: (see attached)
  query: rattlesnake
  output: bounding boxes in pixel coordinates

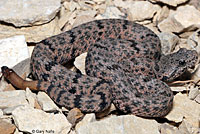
[2,19,198,117]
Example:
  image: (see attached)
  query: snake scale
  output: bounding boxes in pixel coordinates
[2,19,198,117]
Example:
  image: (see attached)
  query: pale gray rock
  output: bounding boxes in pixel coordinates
[12,105,71,134]
[170,86,187,92]
[74,52,87,75]
[158,5,200,33]
[0,36,29,73]
[127,1,161,21]
[0,0,61,27]
[153,6,170,24]
[0,90,28,109]
[75,113,96,130]
[13,58,31,78]
[76,115,160,134]
[191,64,200,81]
[187,29,200,54]
[14,128,23,134]
[37,92,60,112]
[149,0,189,7]
[159,123,180,134]
[96,6,125,19]
[189,0,200,11]
[25,88,37,108]
[195,94,200,103]
[189,87,199,100]
[3,105,24,115]
[166,93,200,128]
[0,17,61,43]
[158,32,179,55]
[0,109,3,117]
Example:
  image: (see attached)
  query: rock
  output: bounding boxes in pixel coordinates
[0,119,16,134]
[153,6,170,24]
[72,15,95,28]
[127,1,161,22]
[178,120,191,134]
[0,77,13,92]
[77,10,97,18]
[179,119,200,134]
[28,46,35,56]
[13,58,31,79]
[0,90,28,109]
[75,113,96,130]
[69,130,76,134]
[191,65,200,81]
[14,128,23,134]
[0,109,3,117]
[189,87,199,100]
[176,39,194,50]
[37,92,60,112]
[195,94,200,103]
[3,105,23,115]
[67,108,84,126]
[149,0,189,7]
[158,5,200,33]
[170,86,187,92]
[113,0,132,9]
[159,123,179,134]
[0,0,61,27]
[189,0,200,11]
[76,115,160,134]
[0,17,61,43]
[74,52,87,75]
[159,121,198,134]
[165,93,200,128]
[25,88,37,108]
[96,6,125,19]
[0,36,29,72]
[58,6,74,29]
[158,32,179,55]
[187,29,200,54]
[12,105,71,134]
[63,0,81,12]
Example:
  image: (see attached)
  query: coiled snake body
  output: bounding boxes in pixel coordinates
[2,19,198,117]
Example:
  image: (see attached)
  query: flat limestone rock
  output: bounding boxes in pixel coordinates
[75,113,96,130]
[0,90,28,109]
[74,52,87,75]
[0,17,61,43]
[0,35,29,72]
[158,32,179,55]
[158,5,200,33]
[76,115,160,134]
[25,88,37,108]
[165,93,200,128]
[0,0,61,27]
[37,92,60,112]
[96,6,125,19]
[127,1,161,21]
[0,109,3,117]
[12,105,71,134]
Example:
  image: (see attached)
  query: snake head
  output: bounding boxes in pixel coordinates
[156,48,198,82]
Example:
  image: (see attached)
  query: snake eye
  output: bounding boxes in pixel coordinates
[179,59,186,66]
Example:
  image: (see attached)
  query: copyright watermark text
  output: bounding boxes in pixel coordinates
[32,129,55,134]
